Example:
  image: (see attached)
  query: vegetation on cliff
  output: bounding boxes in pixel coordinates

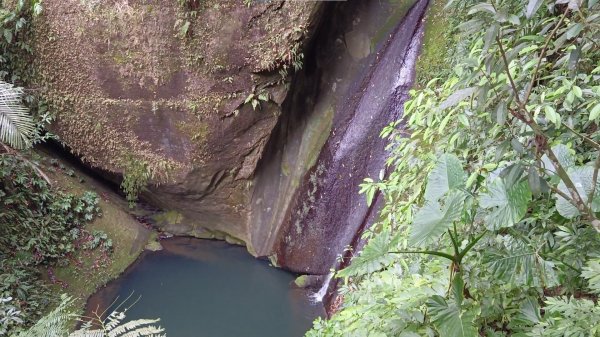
[309,0,600,335]
[1,2,158,336]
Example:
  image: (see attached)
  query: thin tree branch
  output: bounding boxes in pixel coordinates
[1,142,52,186]
[522,11,569,104]
[496,35,524,108]
[588,154,600,209]
[495,11,596,226]
[532,151,590,217]
[544,147,593,217]
[562,121,600,150]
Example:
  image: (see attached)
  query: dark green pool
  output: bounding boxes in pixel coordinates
[86,237,325,337]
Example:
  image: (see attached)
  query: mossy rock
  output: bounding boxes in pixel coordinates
[31,0,320,251]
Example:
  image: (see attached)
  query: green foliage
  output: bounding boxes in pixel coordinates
[277,40,304,81]
[15,295,76,337]
[0,154,108,334]
[0,297,23,335]
[336,229,399,279]
[529,296,600,337]
[0,0,42,84]
[16,295,167,337]
[480,178,531,230]
[582,258,600,294]
[120,156,150,207]
[0,0,54,150]
[81,230,113,252]
[410,189,466,246]
[120,156,173,207]
[427,294,479,337]
[307,262,447,337]
[244,87,270,111]
[424,153,466,202]
[309,0,600,335]
[0,2,128,336]
[0,81,34,149]
[72,314,165,337]
[0,155,101,262]
[0,258,52,331]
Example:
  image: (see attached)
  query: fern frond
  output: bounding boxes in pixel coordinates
[0,81,34,149]
[69,329,104,337]
[69,313,165,337]
[582,259,600,295]
[118,325,164,337]
[108,318,161,337]
[105,311,126,331]
[17,295,77,337]
[16,296,166,337]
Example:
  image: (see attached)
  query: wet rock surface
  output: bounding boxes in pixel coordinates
[252,0,429,274]
[34,0,429,274]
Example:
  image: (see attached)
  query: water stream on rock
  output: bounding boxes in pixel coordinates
[85,238,325,337]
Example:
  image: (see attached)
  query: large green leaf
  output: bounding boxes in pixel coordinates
[480,179,531,230]
[525,0,544,18]
[556,166,600,219]
[541,144,575,175]
[337,229,399,278]
[424,154,466,202]
[483,238,556,286]
[519,297,541,323]
[410,191,466,246]
[427,295,478,337]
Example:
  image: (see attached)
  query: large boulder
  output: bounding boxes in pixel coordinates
[33,0,319,242]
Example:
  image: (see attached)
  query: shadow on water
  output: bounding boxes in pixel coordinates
[85,237,325,337]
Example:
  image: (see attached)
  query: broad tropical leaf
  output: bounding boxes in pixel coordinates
[0,81,34,149]
[410,191,466,246]
[525,0,544,18]
[483,237,556,286]
[337,229,399,278]
[541,144,575,175]
[424,154,466,202]
[519,297,541,323]
[480,178,531,230]
[427,295,478,337]
[555,166,600,218]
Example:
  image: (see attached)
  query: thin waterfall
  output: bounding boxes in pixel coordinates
[311,272,334,303]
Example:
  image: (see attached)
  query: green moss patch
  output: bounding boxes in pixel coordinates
[415,0,453,86]
[37,150,151,311]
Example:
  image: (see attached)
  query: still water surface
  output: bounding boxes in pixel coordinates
[86,237,324,337]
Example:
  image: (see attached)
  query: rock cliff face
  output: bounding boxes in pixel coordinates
[251,0,429,273]
[33,0,428,274]
[33,0,319,242]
